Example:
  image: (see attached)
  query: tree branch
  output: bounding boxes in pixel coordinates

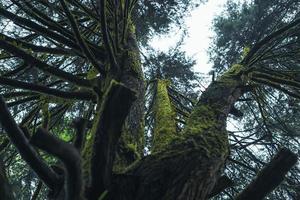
[235,148,297,200]
[0,96,62,192]
[208,175,234,198]
[88,81,136,200]
[31,127,84,200]
[98,0,119,72]
[242,17,300,66]
[60,0,106,75]
[0,6,80,50]
[0,38,92,87]
[0,76,96,101]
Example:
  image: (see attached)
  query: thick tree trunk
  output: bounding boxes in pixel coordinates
[114,22,146,169]
[109,65,245,199]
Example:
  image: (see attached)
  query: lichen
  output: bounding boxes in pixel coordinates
[123,48,143,79]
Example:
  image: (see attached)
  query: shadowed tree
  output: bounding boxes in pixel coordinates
[0,1,298,200]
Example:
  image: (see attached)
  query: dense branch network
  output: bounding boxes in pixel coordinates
[0,0,298,200]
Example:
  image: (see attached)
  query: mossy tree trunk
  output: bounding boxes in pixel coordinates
[109,67,245,199]
[63,8,246,199]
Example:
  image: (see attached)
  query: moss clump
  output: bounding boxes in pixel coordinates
[126,50,142,76]
[152,80,178,152]
[113,125,143,172]
[223,64,243,78]
[242,46,250,59]
[86,67,99,80]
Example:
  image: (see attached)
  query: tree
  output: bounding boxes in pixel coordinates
[0,1,298,200]
[209,1,300,199]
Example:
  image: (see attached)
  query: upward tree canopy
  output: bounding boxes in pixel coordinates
[0,0,299,200]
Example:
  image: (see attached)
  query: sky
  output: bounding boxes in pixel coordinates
[150,0,227,74]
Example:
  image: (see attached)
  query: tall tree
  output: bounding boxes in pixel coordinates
[0,1,298,200]
[209,1,300,199]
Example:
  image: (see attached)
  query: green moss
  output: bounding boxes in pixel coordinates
[127,18,136,35]
[217,63,247,87]
[178,104,229,158]
[223,64,243,77]
[152,80,178,152]
[242,46,250,59]
[113,123,143,172]
[87,67,99,80]
[122,48,143,78]
[81,104,101,181]
[185,105,216,134]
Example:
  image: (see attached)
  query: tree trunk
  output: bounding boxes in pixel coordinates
[109,65,245,199]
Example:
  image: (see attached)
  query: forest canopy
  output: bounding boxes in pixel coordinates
[0,0,299,200]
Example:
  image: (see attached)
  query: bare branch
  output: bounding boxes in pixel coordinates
[60,0,106,75]
[0,76,96,101]
[0,38,92,87]
[235,148,297,200]
[0,96,62,192]
[31,127,84,200]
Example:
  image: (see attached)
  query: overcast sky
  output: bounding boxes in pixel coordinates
[150,0,227,74]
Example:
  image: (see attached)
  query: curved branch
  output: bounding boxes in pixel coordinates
[31,127,84,200]
[235,148,297,200]
[0,96,62,191]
